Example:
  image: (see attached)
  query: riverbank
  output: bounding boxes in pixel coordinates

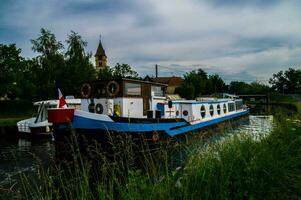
[1,109,300,199]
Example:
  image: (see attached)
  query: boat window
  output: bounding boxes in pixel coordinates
[223,104,227,113]
[209,104,214,116]
[152,86,164,96]
[217,104,221,115]
[183,110,188,116]
[228,102,235,112]
[176,110,179,116]
[125,83,141,96]
[235,100,243,110]
[200,105,206,118]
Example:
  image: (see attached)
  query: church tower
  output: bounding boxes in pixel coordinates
[95,36,107,73]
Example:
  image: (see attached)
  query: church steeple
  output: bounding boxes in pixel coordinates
[95,35,107,73]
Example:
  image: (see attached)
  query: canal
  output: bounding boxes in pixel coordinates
[0,105,293,187]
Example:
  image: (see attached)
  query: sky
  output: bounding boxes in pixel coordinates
[1,0,301,83]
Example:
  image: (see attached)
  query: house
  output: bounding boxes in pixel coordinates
[144,76,184,94]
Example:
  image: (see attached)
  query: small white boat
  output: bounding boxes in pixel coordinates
[17,98,81,138]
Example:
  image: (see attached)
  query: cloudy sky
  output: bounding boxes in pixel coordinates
[1,0,301,83]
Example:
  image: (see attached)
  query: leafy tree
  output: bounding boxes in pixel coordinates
[98,67,113,80]
[63,31,96,96]
[229,81,250,94]
[176,69,207,99]
[269,68,301,94]
[98,63,139,80]
[112,63,139,79]
[206,74,227,94]
[31,28,65,99]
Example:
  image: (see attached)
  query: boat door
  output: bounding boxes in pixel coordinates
[142,84,151,113]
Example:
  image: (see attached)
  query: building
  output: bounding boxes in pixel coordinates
[95,37,107,73]
[144,76,184,94]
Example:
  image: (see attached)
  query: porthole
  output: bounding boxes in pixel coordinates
[209,104,214,116]
[200,105,206,118]
[217,104,221,115]
[176,110,179,116]
[95,103,104,114]
[223,104,227,114]
[183,110,188,116]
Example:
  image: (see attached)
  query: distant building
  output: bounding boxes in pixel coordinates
[144,76,184,94]
[95,37,107,73]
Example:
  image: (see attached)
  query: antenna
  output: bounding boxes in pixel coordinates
[155,64,158,78]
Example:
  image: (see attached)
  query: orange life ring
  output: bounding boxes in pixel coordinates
[106,81,120,97]
[81,83,92,98]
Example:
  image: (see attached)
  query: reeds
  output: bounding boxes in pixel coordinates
[2,115,301,200]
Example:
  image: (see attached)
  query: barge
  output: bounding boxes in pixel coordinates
[48,79,249,149]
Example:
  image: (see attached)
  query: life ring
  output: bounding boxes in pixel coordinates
[95,103,104,114]
[106,81,120,97]
[81,83,92,98]
[152,131,159,142]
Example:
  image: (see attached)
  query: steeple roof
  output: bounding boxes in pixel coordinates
[95,36,106,57]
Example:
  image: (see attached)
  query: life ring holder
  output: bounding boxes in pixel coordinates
[81,83,92,98]
[106,81,120,97]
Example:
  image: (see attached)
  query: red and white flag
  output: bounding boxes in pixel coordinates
[58,88,67,108]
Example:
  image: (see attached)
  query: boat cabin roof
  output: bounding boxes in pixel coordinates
[81,78,167,99]
[33,99,81,106]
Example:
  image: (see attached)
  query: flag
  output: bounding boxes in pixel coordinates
[58,88,67,108]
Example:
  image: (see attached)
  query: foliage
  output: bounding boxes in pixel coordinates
[30,28,66,99]
[176,69,208,99]
[206,74,227,94]
[229,81,269,95]
[176,69,227,99]
[98,63,139,80]
[62,31,96,96]
[269,68,301,94]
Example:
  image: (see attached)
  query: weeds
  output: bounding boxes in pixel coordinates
[1,114,301,200]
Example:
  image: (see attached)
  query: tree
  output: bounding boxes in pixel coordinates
[98,63,139,80]
[206,74,227,94]
[176,69,208,99]
[31,28,65,99]
[98,67,113,80]
[63,31,96,96]
[112,63,139,79]
[269,68,301,94]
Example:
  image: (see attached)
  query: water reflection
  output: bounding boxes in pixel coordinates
[0,138,54,186]
[225,115,274,140]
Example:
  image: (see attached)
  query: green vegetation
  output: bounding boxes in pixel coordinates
[1,112,301,199]
[0,29,139,101]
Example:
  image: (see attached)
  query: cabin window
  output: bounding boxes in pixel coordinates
[125,83,141,96]
[209,104,214,116]
[152,86,164,97]
[235,100,243,110]
[228,102,235,112]
[183,110,188,116]
[200,105,206,118]
[223,104,227,114]
[217,104,221,115]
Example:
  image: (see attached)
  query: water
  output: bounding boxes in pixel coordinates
[0,117,277,187]
[0,138,54,186]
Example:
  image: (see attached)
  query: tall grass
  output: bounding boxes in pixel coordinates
[2,115,301,199]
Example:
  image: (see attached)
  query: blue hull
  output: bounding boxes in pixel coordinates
[63,109,249,137]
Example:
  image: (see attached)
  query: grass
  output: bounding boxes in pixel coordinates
[0,117,30,126]
[0,100,33,126]
[2,113,301,199]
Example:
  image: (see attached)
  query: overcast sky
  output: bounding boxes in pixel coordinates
[1,0,301,83]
